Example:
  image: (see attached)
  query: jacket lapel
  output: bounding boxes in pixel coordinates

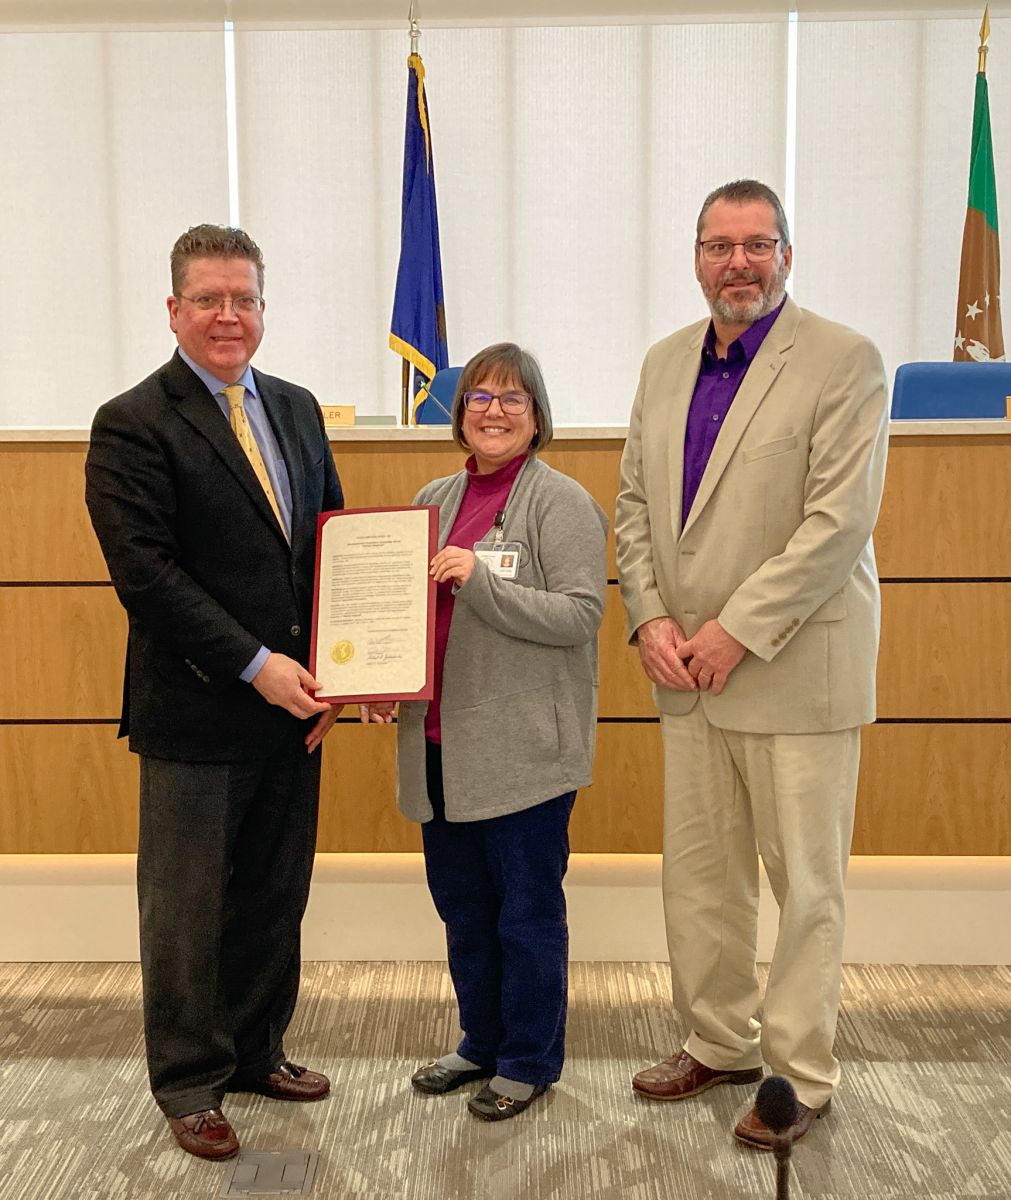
[166,354,289,548]
[680,298,800,540]
[655,324,706,545]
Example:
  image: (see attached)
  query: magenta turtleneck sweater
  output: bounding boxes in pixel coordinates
[424,453,528,743]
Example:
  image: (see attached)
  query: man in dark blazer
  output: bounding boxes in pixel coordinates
[85,225,344,1161]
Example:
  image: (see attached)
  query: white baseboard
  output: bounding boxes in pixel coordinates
[0,853,1008,964]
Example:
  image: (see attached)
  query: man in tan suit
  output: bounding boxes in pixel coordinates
[616,180,888,1149]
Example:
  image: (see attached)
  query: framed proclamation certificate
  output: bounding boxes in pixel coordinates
[309,505,437,704]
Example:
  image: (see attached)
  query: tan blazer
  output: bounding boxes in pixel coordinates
[616,298,889,734]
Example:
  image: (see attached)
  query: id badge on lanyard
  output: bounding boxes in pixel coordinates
[473,508,522,579]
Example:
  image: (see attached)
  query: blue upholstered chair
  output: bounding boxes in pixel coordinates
[891,362,1011,419]
[415,367,462,425]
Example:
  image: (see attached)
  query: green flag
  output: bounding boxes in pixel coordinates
[954,46,1004,360]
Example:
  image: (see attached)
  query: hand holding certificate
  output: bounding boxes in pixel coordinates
[309,506,437,703]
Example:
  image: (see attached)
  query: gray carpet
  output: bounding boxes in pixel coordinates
[0,961,1008,1199]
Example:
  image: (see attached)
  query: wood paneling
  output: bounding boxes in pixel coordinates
[2,433,1008,857]
[542,442,622,576]
[572,723,664,853]
[0,437,627,582]
[0,722,421,855]
[322,719,665,856]
[333,439,623,573]
[4,720,1006,855]
[0,445,107,581]
[0,724,138,853]
[854,723,1011,855]
[877,583,1011,718]
[0,719,665,856]
[0,586,125,719]
[577,722,1011,857]
[318,724,419,853]
[10,434,1010,583]
[875,437,1011,578]
[331,443,460,510]
[580,721,1011,857]
[11,579,1008,724]
[598,586,654,717]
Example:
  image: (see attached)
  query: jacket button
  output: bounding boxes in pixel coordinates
[771,638,781,647]
[291,624,301,637]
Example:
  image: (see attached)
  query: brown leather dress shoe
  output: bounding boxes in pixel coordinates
[167,1109,240,1160]
[239,1061,331,1101]
[632,1049,763,1101]
[733,1097,830,1150]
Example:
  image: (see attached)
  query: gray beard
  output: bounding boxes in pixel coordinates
[705,262,789,326]
[710,291,776,324]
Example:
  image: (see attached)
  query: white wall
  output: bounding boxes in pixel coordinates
[0,12,1007,426]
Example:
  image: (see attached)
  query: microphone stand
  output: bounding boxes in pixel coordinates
[771,1133,791,1200]
[754,1075,798,1200]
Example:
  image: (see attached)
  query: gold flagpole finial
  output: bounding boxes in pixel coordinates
[408,0,421,57]
[978,5,991,74]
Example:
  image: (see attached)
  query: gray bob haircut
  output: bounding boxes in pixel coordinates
[451,343,554,454]
[696,179,791,249]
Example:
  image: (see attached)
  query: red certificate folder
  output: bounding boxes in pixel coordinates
[309,505,437,704]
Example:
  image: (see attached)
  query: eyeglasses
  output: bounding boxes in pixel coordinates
[462,391,532,414]
[697,238,780,264]
[178,293,264,314]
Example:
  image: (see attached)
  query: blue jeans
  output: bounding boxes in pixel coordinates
[421,741,575,1086]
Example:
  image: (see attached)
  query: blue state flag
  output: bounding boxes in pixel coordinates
[389,53,449,420]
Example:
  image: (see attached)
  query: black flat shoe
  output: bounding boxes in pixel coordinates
[467,1083,549,1121]
[411,1061,493,1095]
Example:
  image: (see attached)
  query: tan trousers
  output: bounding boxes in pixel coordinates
[659,707,860,1109]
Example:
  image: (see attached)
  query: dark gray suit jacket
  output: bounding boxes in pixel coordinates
[85,351,344,762]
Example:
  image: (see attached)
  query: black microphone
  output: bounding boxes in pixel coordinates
[755,1076,799,1200]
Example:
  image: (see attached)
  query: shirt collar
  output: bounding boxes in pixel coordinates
[178,347,258,401]
[701,295,787,366]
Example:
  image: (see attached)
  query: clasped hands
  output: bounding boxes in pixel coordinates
[636,616,746,695]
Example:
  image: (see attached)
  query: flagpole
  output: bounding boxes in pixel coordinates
[978,3,990,74]
[953,3,1004,362]
[390,0,449,417]
[409,0,421,55]
[399,1,422,427]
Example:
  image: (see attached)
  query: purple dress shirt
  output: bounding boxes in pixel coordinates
[681,298,786,530]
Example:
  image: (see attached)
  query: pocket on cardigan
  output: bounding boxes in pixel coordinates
[453,684,561,765]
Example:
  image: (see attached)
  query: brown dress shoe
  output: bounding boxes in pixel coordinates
[733,1097,830,1150]
[632,1050,763,1101]
[167,1109,239,1160]
[240,1061,331,1101]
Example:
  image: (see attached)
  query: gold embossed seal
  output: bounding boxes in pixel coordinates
[331,640,355,665]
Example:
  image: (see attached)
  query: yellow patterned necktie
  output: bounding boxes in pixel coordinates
[222,384,287,539]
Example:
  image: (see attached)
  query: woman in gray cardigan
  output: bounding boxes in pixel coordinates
[363,343,607,1120]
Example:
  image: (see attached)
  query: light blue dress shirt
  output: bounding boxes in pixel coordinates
[178,348,292,683]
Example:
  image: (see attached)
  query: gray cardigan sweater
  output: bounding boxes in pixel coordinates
[397,455,608,823]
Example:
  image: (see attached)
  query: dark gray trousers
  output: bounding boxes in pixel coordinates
[138,744,321,1118]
